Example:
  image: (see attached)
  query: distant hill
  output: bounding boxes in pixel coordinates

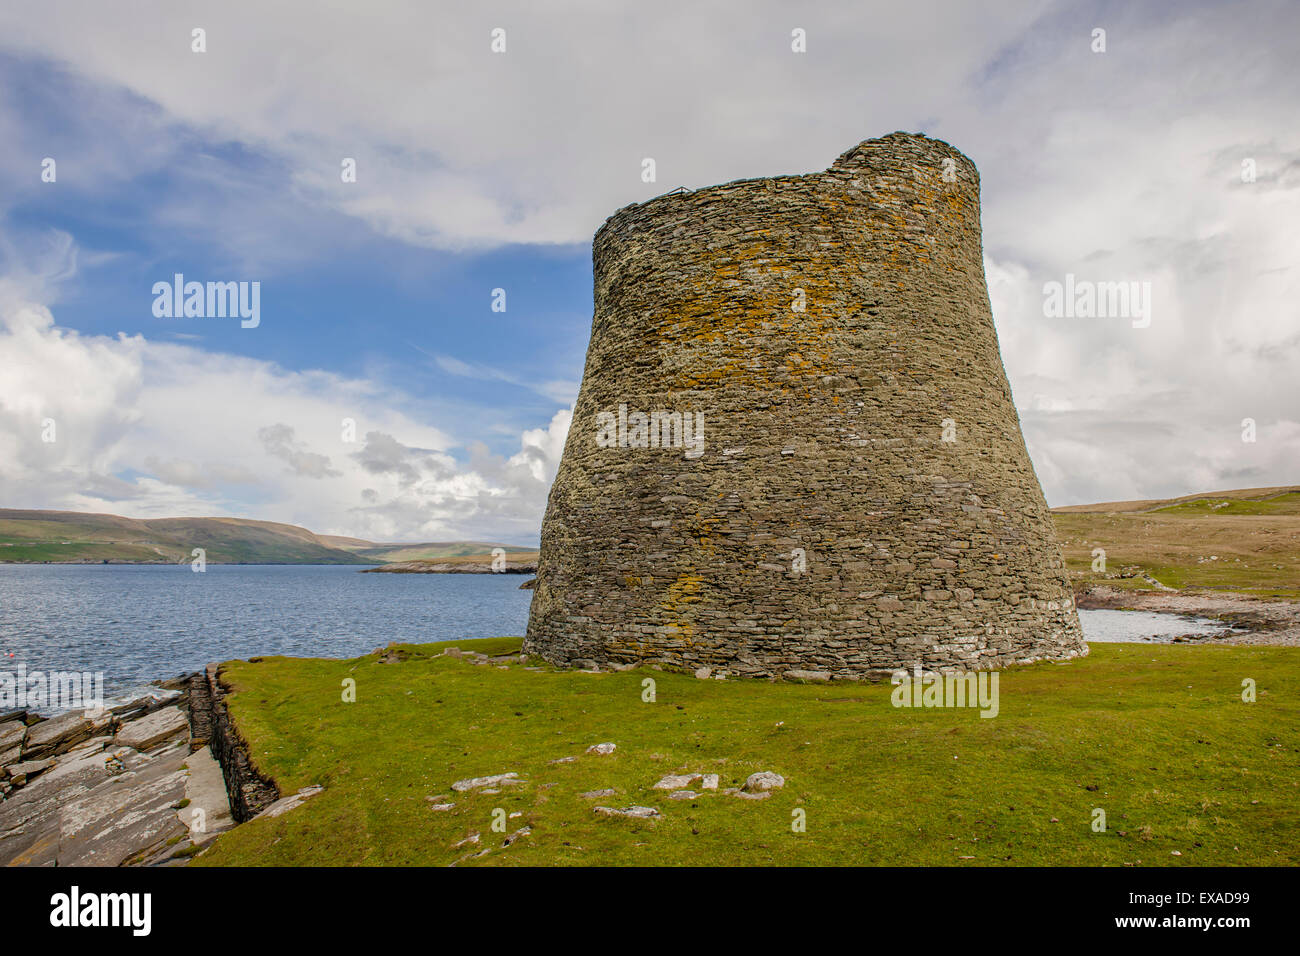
[315,533,378,550]
[0,509,371,564]
[0,509,533,566]
[1052,484,1300,514]
[1051,485,1300,599]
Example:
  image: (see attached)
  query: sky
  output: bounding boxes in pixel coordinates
[0,1,1296,546]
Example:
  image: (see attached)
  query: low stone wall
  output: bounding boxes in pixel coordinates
[189,664,279,823]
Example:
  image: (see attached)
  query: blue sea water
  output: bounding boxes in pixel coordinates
[0,564,1234,711]
[0,564,534,704]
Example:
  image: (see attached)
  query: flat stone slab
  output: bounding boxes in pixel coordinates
[113,707,189,752]
[64,735,112,759]
[23,710,114,760]
[0,737,191,866]
[502,826,531,847]
[452,772,522,792]
[0,704,233,867]
[0,720,27,751]
[653,773,701,790]
[594,805,660,819]
[586,743,616,755]
[5,759,52,784]
[255,785,323,820]
[743,771,786,792]
[180,746,234,844]
[58,743,190,866]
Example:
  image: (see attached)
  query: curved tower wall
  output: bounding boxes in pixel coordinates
[525,132,1086,679]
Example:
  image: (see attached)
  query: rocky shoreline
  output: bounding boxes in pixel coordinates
[1076,586,1300,646]
[0,679,233,865]
[0,664,315,866]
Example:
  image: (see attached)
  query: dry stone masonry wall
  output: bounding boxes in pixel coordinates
[525,132,1086,679]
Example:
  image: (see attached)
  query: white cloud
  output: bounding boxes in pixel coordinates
[0,2,1050,249]
[0,1,1296,509]
[0,254,568,542]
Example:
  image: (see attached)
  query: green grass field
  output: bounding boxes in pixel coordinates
[195,637,1300,867]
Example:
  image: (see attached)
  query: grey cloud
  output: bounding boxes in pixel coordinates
[257,424,341,479]
[350,430,450,486]
[144,456,260,489]
[78,472,146,501]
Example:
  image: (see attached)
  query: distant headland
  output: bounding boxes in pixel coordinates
[0,508,535,568]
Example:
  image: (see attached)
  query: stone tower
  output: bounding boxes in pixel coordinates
[525,132,1086,679]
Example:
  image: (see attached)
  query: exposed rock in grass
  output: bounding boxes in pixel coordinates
[451,772,522,792]
[579,789,617,799]
[653,773,701,790]
[586,742,616,755]
[594,805,660,819]
[668,790,697,800]
[743,771,785,792]
[428,803,455,811]
[701,774,720,790]
[377,644,407,664]
[255,785,323,820]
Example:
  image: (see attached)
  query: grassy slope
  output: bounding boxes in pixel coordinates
[0,510,371,564]
[1052,484,1300,514]
[0,509,536,564]
[1052,489,1300,599]
[197,638,1300,867]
